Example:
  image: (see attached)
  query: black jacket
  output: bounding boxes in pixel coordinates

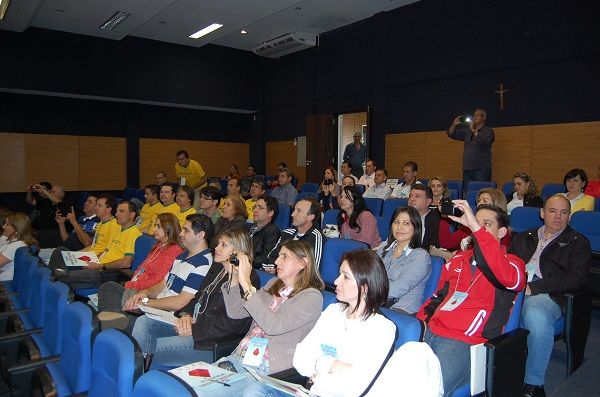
[251,222,281,269]
[423,210,440,250]
[211,215,248,248]
[508,225,591,308]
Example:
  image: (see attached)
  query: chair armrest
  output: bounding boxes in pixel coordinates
[484,328,529,397]
[7,355,61,375]
[0,327,42,343]
[270,367,308,385]
[0,308,30,318]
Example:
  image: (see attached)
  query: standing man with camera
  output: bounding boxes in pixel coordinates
[448,109,495,193]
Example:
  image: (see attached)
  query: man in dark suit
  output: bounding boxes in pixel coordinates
[408,184,440,250]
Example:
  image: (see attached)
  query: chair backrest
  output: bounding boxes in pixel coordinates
[596,198,600,212]
[300,183,319,193]
[382,198,408,219]
[322,290,338,310]
[363,198,383,217]
[510,206,543,233]
[322,209,340,228]
[11,246,33,293]
[42,280,71,355]
[448,189,459,200]
[355,184,366,195]
[376,216,391,241]
[570,211,600,252]
[256,270,276,288]
[19,255,41,309]
[380,308,423,350]
[320,238,369,286]
[447,180,463,198]
[502,181,513,196]
[467,181,497,191]
[131,234,157,271]
[541,183,565,200]
[219,179,228,195]
[296,192,318,203]
[89,329,143,397]
[274,204,291,230]
[122,188,136,201]
[291,176,299,188]
[29,266,52,328]
[466,190,478,210]
[133,370,196,397]
[422,256,445,304]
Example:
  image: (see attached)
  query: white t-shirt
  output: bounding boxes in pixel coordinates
[0,240,28,281]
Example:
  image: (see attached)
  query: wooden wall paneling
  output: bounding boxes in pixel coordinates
[139,139,249,186]
[492,126,532,188]
[0,133,26,193]
[385,133,427,179]
[79,136,127,191]
[24,134,80,191]
[530,121,600,187]
[266,140,306,188]
[424,131,464,181]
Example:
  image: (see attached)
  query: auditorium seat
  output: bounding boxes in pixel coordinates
[570,211,600,252]
[322,209,340,228]
[466,181,497,192]
[355,184,366,195]
[382,198,408,219]
[320,238,368,288]
[541,183,565,200]
[274,203,291,230]
[133,370,196,397]
[299,183,319,193]
[376,216,391,241]
[421,256,444,304]
[447,180,463,198]
[502,181,513,196]
[363,197,383,217]
[510,206,543,233]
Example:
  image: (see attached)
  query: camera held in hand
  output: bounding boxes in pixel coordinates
[440,198,464,217]
[323,179,334,186]
[459,115,472,124]
[229,253,239,266]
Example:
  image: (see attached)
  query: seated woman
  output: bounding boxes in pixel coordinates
[338,186,381,248]
[175,186,197,226]
[319,166,342,211]
[561,168,595,213]
[149,229,260,368]
[244,249,395,397]
[428,176,449,206]
[506,172,543,215]
[211,195,248,248]
[225,164,241,181]
[341,175,356,187]
[0,212,37,281]
[96,213,183,329]
[377,207,431,314]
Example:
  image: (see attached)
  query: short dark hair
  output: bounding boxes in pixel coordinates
[144,184,160,196]
[342,161,352,170]
[260,195,279,222]
[278,162,287,168]
[382,207,423,257]
[301,197,321,227]
[563,168,588,189]
[229,177,240,187]
[404,161,418,172]
[176,150,189,158]
[252,178,266,190]
[200,186,222,205]
[411,184,433,200]
[340,249,389,320]
[120,200,138,219]
[185,213,214,243]
[367,159,377,168]
[376,168,388,177]
[248,165,256,173]
[279,168,292,178]
[475,204,509,229]
[98,193,117,216]
[161,182,178,194]
[178,185,194,203]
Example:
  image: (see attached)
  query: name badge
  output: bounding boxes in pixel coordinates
[180,177,187,186]
[242,337,268,367]
[526,262,537,282]
[440,291,469,311]
[165,273,176,290]
[320,344,337,358]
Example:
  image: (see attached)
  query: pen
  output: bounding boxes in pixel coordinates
[211,378,231,387]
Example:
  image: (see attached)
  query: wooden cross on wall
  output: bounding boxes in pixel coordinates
[495,83,510,110]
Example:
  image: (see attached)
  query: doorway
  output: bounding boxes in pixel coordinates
[337,110,368,181]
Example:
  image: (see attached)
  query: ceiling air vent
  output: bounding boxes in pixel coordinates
[252,31,318,58]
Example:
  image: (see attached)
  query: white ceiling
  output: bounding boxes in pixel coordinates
[0,0,418,53]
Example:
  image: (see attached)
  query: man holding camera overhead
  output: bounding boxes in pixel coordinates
[448,109,495,192]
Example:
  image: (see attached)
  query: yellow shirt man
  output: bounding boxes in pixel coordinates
[137,202,162,233]
[90,217,120,256]
[175,159,206,189]
[148,202,180,234]
[99,224,142,264]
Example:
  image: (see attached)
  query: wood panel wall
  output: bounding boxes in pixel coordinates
[385,121,600,188]
[0,133,126,192]
[265,140,306,188]
[139,139,249,186]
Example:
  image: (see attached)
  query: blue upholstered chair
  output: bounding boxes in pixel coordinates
[363,197,383,217]
[274,203,291,230]
[320,238,368,287]
[540,183,565,200]
[466,181,497,192]
[376,216,391,241]
[299,183,319,193]
[510,206,543,233]
[134,370,196,397]
[382,198,408,219]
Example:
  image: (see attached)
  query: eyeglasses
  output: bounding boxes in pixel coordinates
[254,205,267,211]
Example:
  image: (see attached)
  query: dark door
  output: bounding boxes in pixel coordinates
[306,114,336,183]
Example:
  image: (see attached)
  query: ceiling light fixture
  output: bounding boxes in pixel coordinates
[189,23,223,39]
[99,10,132,30]
[0,0,12,20]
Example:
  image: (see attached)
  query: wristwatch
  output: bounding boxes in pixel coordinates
[243,286,257,301]
[141,297,149,306]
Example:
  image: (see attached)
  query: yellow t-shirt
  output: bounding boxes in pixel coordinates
[570,193,595,213]
[99,224,142,264]
[176,207,198,227]
[174,159,206,189]
[148,202,181,234]
[245,198,257,221]
[90,217,120,256]
[137,202,162,233]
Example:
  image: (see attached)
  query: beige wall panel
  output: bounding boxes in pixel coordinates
[79,136,127,190]
[266,140,306,188]
[25,134,80,191]
[0,133,26,193]
[492,126,532,187]
[385,133,426,178]
[139,139,249,186]
[424,131,464,180]
[531,121,600,187]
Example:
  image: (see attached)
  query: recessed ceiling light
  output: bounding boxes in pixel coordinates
[240,30,247,34]
[0,0,12,20]
[189,23,223,39]
[99,10,132,30]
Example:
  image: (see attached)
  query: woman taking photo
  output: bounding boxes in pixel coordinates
[561,168,595,213]
[377,207,431,314]
[0,213,37,281]
[148,229,260,368]
[319,166,342,211]
[96,213,183,329]
[211,195,248,248]
[506,172,543,215]
[245,249,395,397]
[338,186,381,248]
[428,176,449,206]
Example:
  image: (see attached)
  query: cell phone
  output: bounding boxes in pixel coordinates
[459,116,472,124]
[440,199,463,217]
[229,253,239,266]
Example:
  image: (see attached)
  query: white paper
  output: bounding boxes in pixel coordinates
[244,366,311,397]
[470,343,487,395]
[169,361,245,392]
[61,251,99,267]
[87,293,99,310]
[138,305,178,325]
[38,248,55,265]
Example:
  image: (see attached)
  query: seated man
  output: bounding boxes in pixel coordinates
[391,161,421,199]
[262,197,325,271]
[55,194,99,251]
[249,195,281,270]
[54,200,142,289]
[197,185,222,224]
[417,201,526,396]
[339,161,358,185]
[408,184,440,250]
[218,177,242,210]
[137,184,162,233]
[126,214,214,352]
[363,169,391,200]
[357,159,377,189]
[155,172,168,185]
[148,182,180,234]
[270,168,298,207]
[245,178,266,221]
[240,165,257,198]
[509,194,591,397]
